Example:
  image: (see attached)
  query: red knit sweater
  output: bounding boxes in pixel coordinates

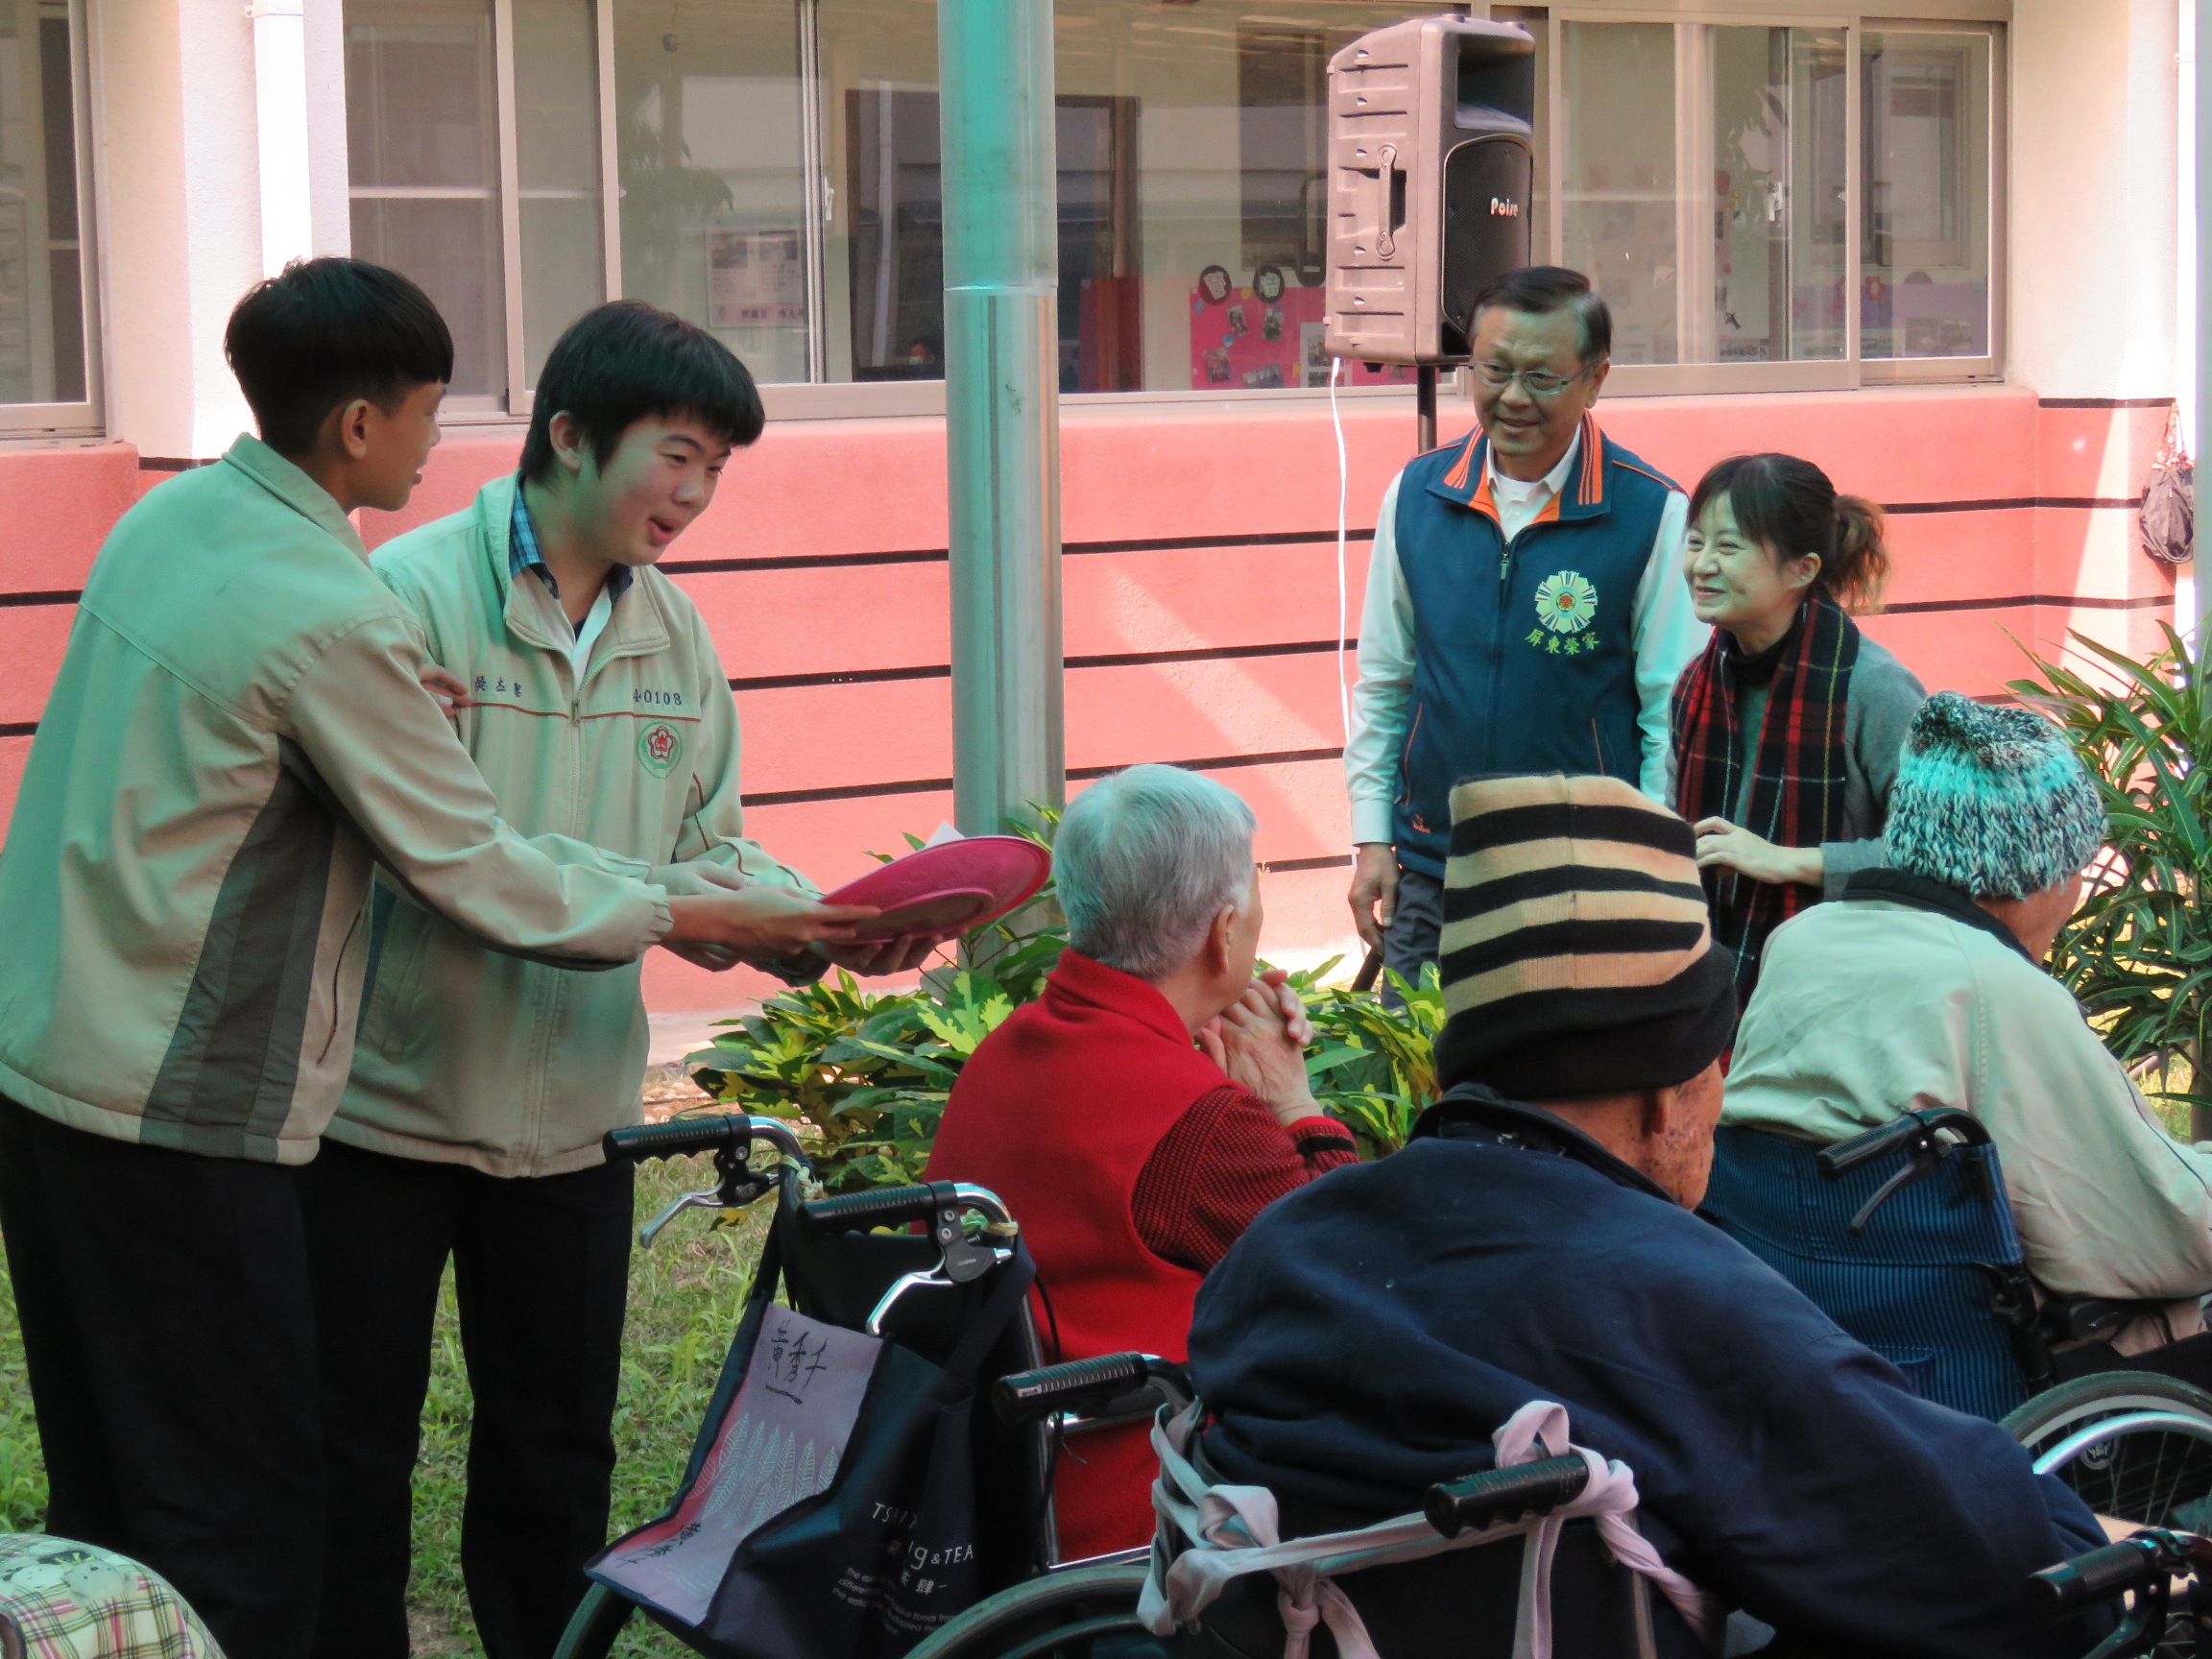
[925,950,1355,1559]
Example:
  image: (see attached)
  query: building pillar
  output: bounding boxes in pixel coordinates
[938,0,1066,836]
[88,0,350,458]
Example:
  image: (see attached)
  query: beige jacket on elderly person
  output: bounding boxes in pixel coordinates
[1724,888,2212,1311]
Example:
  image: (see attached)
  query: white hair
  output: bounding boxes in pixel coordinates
[1055,765,1258,981]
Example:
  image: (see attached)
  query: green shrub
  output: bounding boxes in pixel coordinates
[2009,624,2211,1122]
[689,826,1445,1184]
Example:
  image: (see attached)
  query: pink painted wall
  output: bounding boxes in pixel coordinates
[0,388,2176,1018]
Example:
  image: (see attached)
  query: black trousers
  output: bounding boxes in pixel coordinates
[1382,865,1444,1005]
[0,1094,325,1659]
[298,1140,634,1659]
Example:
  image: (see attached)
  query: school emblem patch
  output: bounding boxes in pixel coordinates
[1527,570,1601,656]
[638,720,683,779]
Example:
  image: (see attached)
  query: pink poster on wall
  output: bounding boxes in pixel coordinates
[1188,266,1420,392]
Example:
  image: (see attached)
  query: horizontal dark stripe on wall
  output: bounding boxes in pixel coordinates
[730,637,1358,693]
[660,527,1378,578]
[2037,397,2175,409]
[0,722,36,738]
[1884,496,2139,515]
[0,589,82,609]
[1880,591,2172,616]
[135,456,205,472]
[1265,853,1354,873]
[748,744,1344,808]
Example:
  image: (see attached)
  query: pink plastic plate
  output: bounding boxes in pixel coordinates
[821,835,1051,941]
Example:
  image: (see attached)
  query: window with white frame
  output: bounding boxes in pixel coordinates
[0,0,96,432]
[341,0,2002,406]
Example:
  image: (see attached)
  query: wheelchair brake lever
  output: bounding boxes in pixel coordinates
[641,1186,729,1248]
[638,1142,779,1248]
[1847,1145,1943,1236]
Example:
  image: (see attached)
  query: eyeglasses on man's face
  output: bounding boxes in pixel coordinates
[1472,362,1590,399]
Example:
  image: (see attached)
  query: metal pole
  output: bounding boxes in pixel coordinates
[940,0,1065,836]
[1416,365,1437,454]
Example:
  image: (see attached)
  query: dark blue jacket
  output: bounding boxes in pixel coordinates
[1189,1089,2105,1658]
[1392,416,1676,877]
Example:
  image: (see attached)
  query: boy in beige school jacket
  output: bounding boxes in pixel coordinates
[301,301,940,1659]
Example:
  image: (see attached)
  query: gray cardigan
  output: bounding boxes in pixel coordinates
[1667,633,1927,900]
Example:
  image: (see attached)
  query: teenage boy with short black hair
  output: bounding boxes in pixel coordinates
[0,262,873,1659]
[301,300,940,1659]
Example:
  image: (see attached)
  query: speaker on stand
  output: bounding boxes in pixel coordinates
[1325,13,1536,991]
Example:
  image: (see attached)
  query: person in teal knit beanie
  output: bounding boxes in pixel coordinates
[1726,688,2212,1365]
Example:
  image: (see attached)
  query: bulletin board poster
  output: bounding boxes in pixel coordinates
[707,229,806,330]
[1188,268,1419,392]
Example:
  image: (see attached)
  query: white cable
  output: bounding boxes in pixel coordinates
[1330,354,1352,752]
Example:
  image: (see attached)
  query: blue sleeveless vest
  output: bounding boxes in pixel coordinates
[1390,415,1678,878]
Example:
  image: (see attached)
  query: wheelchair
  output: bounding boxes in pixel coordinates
[1703,1109,2212,1534]
[550,1112,1187,1659]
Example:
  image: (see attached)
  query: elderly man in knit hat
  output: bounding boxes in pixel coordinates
[1725,691,2212,1357]
[1185,772,2104,1658]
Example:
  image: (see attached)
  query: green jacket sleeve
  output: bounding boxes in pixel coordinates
[661,626,826,983]
[284,612,673,967]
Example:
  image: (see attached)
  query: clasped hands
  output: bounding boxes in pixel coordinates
[1197,970,1322,1129]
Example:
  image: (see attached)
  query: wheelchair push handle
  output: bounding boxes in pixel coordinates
[2028,1539,2167,1614]
[991,1353,1200,1427]
[1425,1455,1591,1539]
[800,1181,1014,1234]
[605,1115,751,1162]
[603,1114,809,1169]
[1816,1105,1991,1180]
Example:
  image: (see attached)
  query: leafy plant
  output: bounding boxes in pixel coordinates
[2009,624,2211,1121]
[686,820,1445,1186]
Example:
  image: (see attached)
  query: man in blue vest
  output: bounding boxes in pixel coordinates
[1344,266,1706,983]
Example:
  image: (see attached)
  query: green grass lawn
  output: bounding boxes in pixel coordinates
[0,1154,769,1657]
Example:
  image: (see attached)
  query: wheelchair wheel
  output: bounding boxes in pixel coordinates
[550,1581,636,1659]
[2004,1372,2212,1528]
[904,1561,1159,1659]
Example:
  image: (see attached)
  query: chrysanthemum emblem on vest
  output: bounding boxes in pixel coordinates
[1527,570,1600,657]
[638,720,684,779]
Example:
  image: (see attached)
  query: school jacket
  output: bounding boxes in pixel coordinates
[0,438,671,1166]
[330,475,816,1178]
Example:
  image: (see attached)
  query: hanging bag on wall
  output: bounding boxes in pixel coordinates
[589,1217,1036,1659]
[2141,405,2194,567]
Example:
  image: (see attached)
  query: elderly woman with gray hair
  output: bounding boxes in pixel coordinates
[926,764,1358,1558]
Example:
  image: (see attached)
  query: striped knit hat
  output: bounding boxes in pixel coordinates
[1885,691,2105,899]
[1435,774,1738,1100]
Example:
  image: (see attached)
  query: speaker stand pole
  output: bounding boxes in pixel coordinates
[1416,364,1438,453]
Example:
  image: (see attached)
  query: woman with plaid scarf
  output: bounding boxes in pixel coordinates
[1668,453,1927,1002]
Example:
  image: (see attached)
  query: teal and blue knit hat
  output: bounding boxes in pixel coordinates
[1885,691,2104,899]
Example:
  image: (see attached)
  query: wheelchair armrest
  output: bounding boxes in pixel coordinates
[2038,1295,2171,1348]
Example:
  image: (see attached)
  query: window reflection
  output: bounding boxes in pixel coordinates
[347,0,507,399]
[0,0,86,407]
[1863,30,1990,359]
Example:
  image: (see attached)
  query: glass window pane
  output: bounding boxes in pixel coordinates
[614,0,810,388]
[1863,29,1991,360]
[816,0,1436,392]
[515,0,603,386]
[1704,25,1844,363]
[0,0,88,406]
[1561,21,1674,366]
[346,0,507,398]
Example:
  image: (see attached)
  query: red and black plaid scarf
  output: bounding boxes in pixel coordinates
[1671,589,1860,1003]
